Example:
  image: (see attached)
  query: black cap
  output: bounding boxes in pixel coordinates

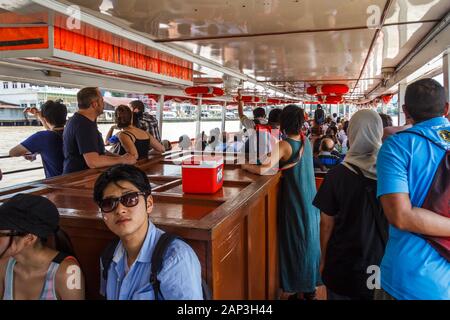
[0,194,59,239]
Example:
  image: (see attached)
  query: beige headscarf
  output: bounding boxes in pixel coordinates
[343,109,383,180]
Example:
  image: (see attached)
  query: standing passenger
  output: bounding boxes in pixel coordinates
[242,105,321,300]
[9,100,67,178]
[313,109,388,300]
[63,87,136,174]
[130,100,162,143]
[376,78,450,300]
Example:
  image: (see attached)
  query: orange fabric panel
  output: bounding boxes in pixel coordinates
[99,42,114,62]
[50,27,192,80]
[0,26,49,51]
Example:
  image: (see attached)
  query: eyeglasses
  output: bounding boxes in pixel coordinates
[98,192,146,213]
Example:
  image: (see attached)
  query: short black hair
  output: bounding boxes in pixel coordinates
[93,165,151,204]
[405,78,446,122]
[332,113,337,117]
[77,87,100,109]
[280,104,305,135]
[40,100,67,127]
[379,113,393,128]
[130,100,145,113]
[268,108,282,124]
[253,107,266,119]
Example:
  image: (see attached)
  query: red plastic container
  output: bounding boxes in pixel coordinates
[182,156,224,194]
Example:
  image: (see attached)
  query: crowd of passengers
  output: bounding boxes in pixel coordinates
[0,78,448,300]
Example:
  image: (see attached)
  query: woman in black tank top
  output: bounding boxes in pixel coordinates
[115,105,165,159]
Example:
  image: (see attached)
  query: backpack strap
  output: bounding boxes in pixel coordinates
[397,130,446,150]
[100,237,120,282]
[52,252,70,264]
[150,233,179,300]
[346,163,388,246]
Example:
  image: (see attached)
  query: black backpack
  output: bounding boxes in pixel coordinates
[100,232,212,300]
[346,163,389,247]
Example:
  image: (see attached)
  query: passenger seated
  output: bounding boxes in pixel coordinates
[114,105,165,159]
[178,135,191,150]
[9,100,67,178]
[313,138,326,172]
[0,194,85,300]
[318,138,342,169]
[93,165,203,300]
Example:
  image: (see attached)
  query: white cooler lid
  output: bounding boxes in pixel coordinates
[182,156,224,168]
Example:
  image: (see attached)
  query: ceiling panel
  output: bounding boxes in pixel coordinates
[173,28,377,83]
[63,0,388,40]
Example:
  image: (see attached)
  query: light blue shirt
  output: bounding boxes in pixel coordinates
[100,221,203,300]
[377,116,450,300]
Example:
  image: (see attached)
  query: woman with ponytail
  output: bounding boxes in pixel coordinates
[0,194,85,300]
[242,105,321,300]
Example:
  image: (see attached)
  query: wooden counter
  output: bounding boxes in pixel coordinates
[0,151,281,300]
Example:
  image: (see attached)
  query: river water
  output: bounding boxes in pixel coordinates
[0,120,241,188]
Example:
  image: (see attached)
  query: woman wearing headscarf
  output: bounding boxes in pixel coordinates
[0,194,85,300]
[313,109,389,300]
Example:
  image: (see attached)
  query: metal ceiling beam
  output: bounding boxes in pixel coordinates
[30,0,294,99]
[367,10,450,99]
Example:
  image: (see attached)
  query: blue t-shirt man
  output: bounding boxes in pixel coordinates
[63,112,105,174]
[376,116,450,300]
[21,130,64,178]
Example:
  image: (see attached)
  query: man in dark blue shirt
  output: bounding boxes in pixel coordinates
[63,87,136,174]
[9,100,66,178]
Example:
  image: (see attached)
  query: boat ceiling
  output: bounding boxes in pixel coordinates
[1,0,449,102]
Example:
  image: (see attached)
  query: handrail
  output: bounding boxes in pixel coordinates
[0,155,11,159]
[2,167,43,175]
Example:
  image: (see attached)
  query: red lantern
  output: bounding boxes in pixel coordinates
[267,98,282,104]
[184,86,224,98]
[381,94,393,104]
[306,84,350,96]
[318,95,344,104]
[235,95,260,103]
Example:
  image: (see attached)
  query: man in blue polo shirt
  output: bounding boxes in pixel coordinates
[376,78,450,300]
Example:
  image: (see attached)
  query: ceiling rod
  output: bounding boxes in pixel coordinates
[350,0,394,98]
[367,9,450,98]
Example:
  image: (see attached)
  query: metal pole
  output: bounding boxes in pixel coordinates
[196,96,202,137]
[398,82,407,126]
[222,101,226,133]
[443,48,450,106]
[157,94,164,137]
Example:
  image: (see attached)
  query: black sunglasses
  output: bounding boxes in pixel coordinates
[98,191,147,213]
[0,231,26,237]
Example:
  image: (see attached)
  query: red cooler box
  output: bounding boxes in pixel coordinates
[182,156,224,194]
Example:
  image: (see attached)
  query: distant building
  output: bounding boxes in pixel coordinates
[0,81,78,113]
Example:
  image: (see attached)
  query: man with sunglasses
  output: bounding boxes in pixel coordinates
[93,164,203,300]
